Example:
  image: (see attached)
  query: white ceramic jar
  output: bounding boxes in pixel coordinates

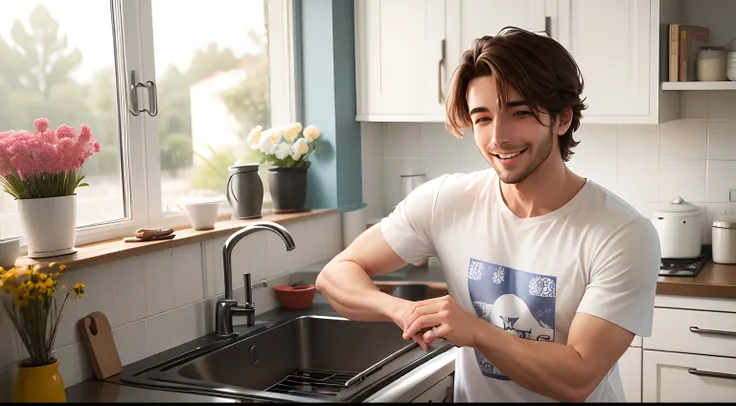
[712,214,736,264]
[696,47,727,81]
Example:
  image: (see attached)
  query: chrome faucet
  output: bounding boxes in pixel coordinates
[215,221,295,337]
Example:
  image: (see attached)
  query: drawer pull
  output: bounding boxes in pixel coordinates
[689,326,736,337]
[688,368,736,381]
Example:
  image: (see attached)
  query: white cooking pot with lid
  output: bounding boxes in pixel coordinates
[651,196,703,259]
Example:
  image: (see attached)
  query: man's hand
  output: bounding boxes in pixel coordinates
[400,295,483,348]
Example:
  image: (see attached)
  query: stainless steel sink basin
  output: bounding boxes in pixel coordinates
[177,316,412,391]
[119,314,452,403]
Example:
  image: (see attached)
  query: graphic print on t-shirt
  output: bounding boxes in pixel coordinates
[467,258,556,380]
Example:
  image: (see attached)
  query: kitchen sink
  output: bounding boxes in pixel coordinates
[118,314,452,403]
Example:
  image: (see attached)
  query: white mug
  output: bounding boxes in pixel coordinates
[182,202,220,230]
[0,238,20,268]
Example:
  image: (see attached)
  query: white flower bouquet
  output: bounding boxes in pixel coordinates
[247,123,321,170]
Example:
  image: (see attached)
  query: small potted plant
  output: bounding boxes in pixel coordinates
[246,123,322,213]
[0,263,85,402]
[0,118,100,258]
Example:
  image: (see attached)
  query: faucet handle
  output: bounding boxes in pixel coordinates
[244,273,251,291]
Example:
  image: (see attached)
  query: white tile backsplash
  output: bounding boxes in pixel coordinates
[707,91,736,121]
[112,256,147,328]
[706,160,736,203]
[363,92,736,243]
[173,244,205,307]
[574,124,619,160]
[706,122,736,160]
[660,120,707,160]
[144,250,175,316]
[0,213,342,394]
[76,263,116,328]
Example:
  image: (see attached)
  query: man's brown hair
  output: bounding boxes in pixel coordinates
[445,27,587,162]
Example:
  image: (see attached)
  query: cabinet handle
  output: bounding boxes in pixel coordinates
[688,368,736,381]
[533,16,551,37]
[689,326,736,337]
[438,39,446,104]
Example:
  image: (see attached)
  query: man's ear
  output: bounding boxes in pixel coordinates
[556,107,573,136]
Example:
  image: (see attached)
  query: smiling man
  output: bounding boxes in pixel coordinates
[315,27,660,402]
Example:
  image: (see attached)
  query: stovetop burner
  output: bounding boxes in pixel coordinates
[659,246,710,277]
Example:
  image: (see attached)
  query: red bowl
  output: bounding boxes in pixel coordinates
[274,285,316,310]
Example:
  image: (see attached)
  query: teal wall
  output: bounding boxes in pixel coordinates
[298,0,363,212]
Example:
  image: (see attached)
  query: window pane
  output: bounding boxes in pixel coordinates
[0,1,126,238]
[151,0,272,212]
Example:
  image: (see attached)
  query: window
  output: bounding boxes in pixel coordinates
[0,0,127,239]
[0,0,298,245]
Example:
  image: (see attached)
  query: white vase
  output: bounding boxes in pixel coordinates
[16,195,78,259]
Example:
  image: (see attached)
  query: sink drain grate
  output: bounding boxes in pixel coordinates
[266,368,359,399]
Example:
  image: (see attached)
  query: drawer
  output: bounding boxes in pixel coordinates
[631,335,642,347]
[643,350,736,402]
[644,308,736,358]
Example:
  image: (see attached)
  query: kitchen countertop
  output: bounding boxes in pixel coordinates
[656,260,736,300]
[291,257,736,301]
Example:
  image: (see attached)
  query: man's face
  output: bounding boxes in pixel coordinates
[467,76,561,185]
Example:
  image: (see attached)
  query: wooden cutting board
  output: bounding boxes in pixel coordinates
[78,311,123,380]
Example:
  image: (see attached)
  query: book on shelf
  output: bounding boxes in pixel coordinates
[668,23,709,82]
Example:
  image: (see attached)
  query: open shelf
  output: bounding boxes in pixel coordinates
[662,81,736,91]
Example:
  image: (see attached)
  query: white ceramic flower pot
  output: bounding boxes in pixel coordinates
[16,195,78,259]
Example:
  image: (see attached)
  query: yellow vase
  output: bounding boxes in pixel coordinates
[13,359,66,403]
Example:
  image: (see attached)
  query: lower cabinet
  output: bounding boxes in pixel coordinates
[410,373,454,403]
[643,350,736,402]
[619,346,642,403]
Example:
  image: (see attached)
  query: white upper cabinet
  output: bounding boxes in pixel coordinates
[354,0,676,124]
[555,0,664,124]
[354,0,447,122]
[445,0,548,67]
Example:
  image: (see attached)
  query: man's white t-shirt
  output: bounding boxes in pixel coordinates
[379,169,660,402]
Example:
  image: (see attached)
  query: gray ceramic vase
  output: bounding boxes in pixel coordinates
[268,167,308,213]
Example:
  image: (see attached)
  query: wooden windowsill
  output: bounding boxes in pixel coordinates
[14,209,337,271]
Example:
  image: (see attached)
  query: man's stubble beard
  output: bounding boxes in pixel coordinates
[491,128,555,185]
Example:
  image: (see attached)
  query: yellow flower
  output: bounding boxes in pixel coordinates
[247,125,263,149]
[303,125,321,142]
[73,283,85,298]
[38,273,47,282]
[283,122,303,143]
[59,264,67,271]
[45,278,54,288]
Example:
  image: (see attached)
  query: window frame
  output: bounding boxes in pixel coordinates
[140,0,299,230]
[9,0,300,253]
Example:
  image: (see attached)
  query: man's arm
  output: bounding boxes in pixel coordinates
[316,176,445,343]
[473,311,633,402]
[401,296,634,402]
[315,225,409,323]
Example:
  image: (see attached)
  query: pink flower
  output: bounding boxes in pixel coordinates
[0,119,100,178]
[33,118,49,133]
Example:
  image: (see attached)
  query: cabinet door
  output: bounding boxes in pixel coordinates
[643,350,736,402]
[446,0,547,68]
[354,0,446,122]
[618,347,642,403]
[556,0,656,123]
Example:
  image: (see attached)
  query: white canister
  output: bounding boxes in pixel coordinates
[651,196,703,259]
[712,214,736,264]
[696,47,727,82]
